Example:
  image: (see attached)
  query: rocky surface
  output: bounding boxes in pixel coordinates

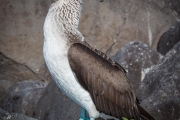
[0,80,14,108]
[0,108,37,120]
[111,41,162,90]
[34,80,81,120]
[3,80,47,117]
[111,41,180,119]
[136,42,180,120]
[0,0,180,120]
[0,53,39,82]
[0,0,179,74]
[79,0,179,57]
[0,53,41,108]
[162,0,180,17]
[157,22,180,55]
[0,0,50,73]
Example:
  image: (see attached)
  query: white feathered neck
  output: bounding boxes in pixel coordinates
[44,0,84,47]
[43,1,100,119]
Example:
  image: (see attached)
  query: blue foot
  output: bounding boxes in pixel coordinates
[79,108,90,120]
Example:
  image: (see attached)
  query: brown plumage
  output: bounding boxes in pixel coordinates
[68,42,155,120]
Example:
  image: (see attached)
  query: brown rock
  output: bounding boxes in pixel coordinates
[0,53,39,82]
[0,0,51,73]
[79,0,179,57]
[0,0,179,74]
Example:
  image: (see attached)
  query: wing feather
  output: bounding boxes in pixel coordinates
[68,42,153,120]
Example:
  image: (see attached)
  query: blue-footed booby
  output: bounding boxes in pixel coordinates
[43,0,155,120]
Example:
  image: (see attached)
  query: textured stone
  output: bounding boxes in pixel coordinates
[163,0,180,17]
[136,42,180,120]
[0,53,40,108]
[0,88,4,108]
[0,80,14,108]
[34,80,81,120]
[0,0,180,119]
[111,41,162,90]
[0,108,37,120]
[79,0,179,57]
[0,53,40,82]
[0,0,51,73]
[157,22,180,55]
[3,80,47,117]
[0,0,179,74]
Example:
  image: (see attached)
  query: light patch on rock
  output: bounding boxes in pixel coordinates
[147,9,152,46]
[144,66,155,75]
[141,70,146,82]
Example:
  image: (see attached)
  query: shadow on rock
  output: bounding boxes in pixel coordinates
[3,80,47,117]
[0,108,37,120]
[157,22,180,55]
[34,80,81,120]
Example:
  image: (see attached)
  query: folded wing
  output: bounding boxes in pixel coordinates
[68,42,143,120]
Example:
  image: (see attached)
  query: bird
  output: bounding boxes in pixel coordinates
[43,0,155,120]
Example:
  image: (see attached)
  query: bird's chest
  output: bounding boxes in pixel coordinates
[43,40,74,89]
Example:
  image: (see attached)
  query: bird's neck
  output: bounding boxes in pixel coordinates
[44,0,83,47]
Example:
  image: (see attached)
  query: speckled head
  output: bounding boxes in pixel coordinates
[44,0,84,46]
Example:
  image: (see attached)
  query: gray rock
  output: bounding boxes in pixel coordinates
[136,41,180,120]
[163,0,180,16]
[0,53,41,108]
[3,80,47,117]
[111,41,162,90]
[0,87,5,108]
[0,108,37,120]
[0,80,14,108]
[34,80,81,120]
[157,22,180,55]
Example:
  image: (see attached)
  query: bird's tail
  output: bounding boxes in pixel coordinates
[137,104,155,120]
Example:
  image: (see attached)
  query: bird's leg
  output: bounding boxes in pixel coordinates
[86,102,100,119]
[99,113,119,120]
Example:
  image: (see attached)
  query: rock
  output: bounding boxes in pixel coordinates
[0,0,179,74]
[79,0,179,56]
[0,108,37,120]
[111,41,162,90]
[0,0,51,73]
[136,41,180,120]
[3,80,47,117]
[0,53,40,82]
[163,0,180,17]
[0,53,41,107]
[157,22,180,55]
[35,63,52,83]
[0,87,4,108]
[34,80,81,120]
[0,80,14,108]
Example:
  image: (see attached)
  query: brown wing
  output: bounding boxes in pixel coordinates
[68,42,142,120]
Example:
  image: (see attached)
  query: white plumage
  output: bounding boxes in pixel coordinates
[43,0,100,119]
